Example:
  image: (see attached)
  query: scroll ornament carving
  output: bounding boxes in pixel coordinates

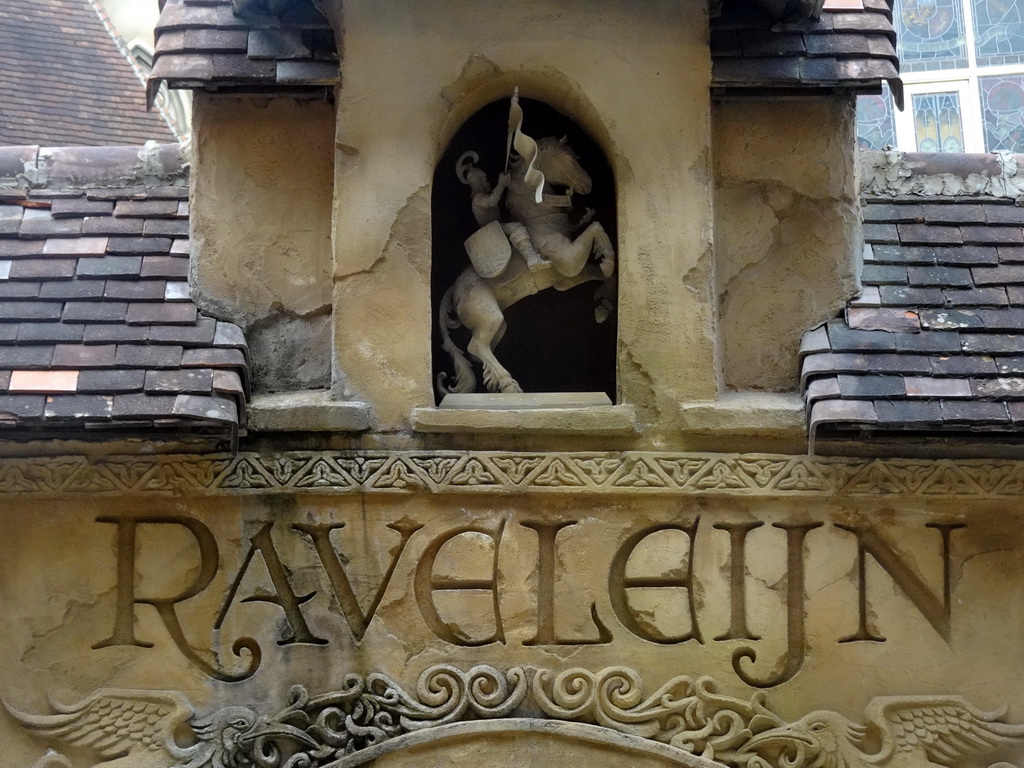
[9,667,1024,768]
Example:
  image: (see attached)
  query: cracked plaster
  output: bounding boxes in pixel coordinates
[714,98,861,392]
[329,0,715,432]
[189,95,335,331]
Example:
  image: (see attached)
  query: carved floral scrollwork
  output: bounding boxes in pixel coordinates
[530,668,783,764]
[268,664,528,758]
[9,666,1024,768]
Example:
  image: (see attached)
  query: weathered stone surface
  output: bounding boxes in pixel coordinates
[4,467,1024,767]
[319,0,715,430]
[190,96,334,330]
[714,98,860,392]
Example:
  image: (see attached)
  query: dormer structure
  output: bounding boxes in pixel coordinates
[10,6,1024,768]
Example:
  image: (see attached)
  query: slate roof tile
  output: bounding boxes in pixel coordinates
[141,256,189,279]
[83,217,145,236]
[125,302,198,326]
[0,395,46,418]
[39,280,107,300]
[114,345,184,369]
[862,223,899,243]
[972,378,1024,399]
[804,190,1024,440]
[146,368,215,394]
[78,369,146,393]
[43,393,113,419]
[0,282,42,299]
[0,146,248,438]
[105,281,168,301]
[52,344,117,368]
[83,324,150,344]
[999,247,1024,263]
[62,302,128,323]
[18,323,85,343]
[879,286,944,306]
[43,237,110,256]
[9,259,77,281]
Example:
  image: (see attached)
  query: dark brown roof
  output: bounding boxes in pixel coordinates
[0,144,249,442]
[150,0,338,102]
[152,0,893,99]
[711,0,900,101]
[0,0,178,147]
[802,157,1024,444]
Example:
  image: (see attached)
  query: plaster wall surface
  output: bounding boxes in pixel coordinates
[3,486,1023,766]
[714,98,861,392]
[325,1,716,431]
[191,96,335,391]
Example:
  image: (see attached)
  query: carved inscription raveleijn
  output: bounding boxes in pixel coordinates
[91,513,964,688]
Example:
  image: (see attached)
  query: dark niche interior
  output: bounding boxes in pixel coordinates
[430,97,618,405]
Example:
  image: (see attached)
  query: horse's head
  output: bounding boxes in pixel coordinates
[534,136,592,195]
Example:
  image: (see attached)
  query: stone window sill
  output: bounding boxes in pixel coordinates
[677,393,806,438]
[412,393,639,436]
[247,390,371,432]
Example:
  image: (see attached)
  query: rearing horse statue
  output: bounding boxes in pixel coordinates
[436,129,616,396]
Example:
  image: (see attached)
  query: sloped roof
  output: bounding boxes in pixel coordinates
[0,0,177,147]
[802,153,1024,444]
[711,0,900,100]
[151,0,894,99]
[0,144,249,442]
[150,0,338,101]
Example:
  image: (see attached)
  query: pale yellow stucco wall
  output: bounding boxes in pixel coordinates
[713,98,862,392]
[190,96,336,391]
[322,1,716,431]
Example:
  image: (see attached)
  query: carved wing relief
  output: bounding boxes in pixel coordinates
[5,690,193,765]
[7,672,1024,768]
[864,697,1024,765]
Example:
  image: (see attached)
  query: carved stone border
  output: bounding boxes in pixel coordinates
[11,665,1024,768]
[1,451,1024,497]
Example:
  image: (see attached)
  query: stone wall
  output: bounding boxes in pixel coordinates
[322,0,716,429]
[4,460,1024,767]
[190,96,335,392]
[713,98,862,392]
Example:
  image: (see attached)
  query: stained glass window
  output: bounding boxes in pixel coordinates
[856,85,897,149]
[980,75,1024,151]
[973,0,1024,66]
[895,0,968,72]
[912,91,965,152]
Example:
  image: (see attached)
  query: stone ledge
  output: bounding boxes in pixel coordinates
[411,404,640,436]
[247,390,372,432]
[678,393,806,437]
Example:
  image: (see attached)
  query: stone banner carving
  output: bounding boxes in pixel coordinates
[9,666,1024,768]
[3,451,1024,497]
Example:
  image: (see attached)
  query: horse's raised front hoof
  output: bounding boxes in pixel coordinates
[595,298,612,324]
[599,255,615,277]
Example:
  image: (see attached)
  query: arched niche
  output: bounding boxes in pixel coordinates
[430,97,618,405]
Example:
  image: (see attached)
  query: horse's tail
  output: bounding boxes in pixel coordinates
[436,286,476,396]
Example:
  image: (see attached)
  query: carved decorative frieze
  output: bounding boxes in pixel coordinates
[1,451,1024,498]
[9,666,1024,768]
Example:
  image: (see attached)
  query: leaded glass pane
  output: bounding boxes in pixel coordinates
[973,0,1024,66]
[856,85,897,149]
[980,75,1024,151]
[912,91,965,152]
[895,0,968,72]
